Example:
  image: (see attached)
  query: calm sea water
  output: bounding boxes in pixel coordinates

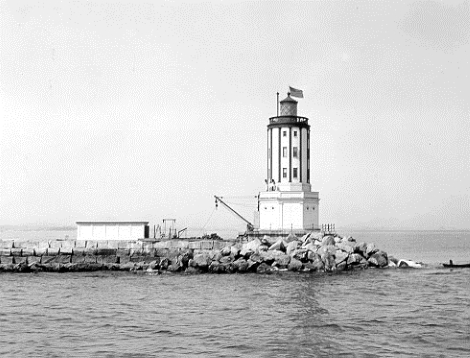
[1,228,469,357]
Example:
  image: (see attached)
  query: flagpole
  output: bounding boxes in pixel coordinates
[276,92,279,117]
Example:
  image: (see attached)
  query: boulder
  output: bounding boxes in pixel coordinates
[230,246,240,258]
[233,258,249,272]
[310,259,325,272]
[159,257,169,270]
[269,238,287,252]
[239,248,254,259]
[209,261,225,274]
[167,262,181,272]
[336,261,347,272]
[322,236,335,246]
[288,258,303,272]
[286,241,300,256]
[249,253,264,264]
[397,259,422,268]
[191,253,210,269]
[344,236,356,242]
[219,255,233,264]
[293,249,309,263]
[273,254,291,268]
[354,242,368,256]
[285,233,298,243]
[334,250,349,265]
[303,243,317,253]
[258,251,275,265]
[368,252,388,268]
[256,262,274,274]
[246,259,259,272]
[119,262,135,271]
[347,253,364,265]
[365,243,379,257]
[221,246,232,256]
[322,252,336,272]
[259,245,269,252]
[336,242,354,254]
[244,238,261,252]
[334,236,342,244]
[21,248,35,257]
[317,245,337,257]
[185,266,201,274]
[307,251,321,263]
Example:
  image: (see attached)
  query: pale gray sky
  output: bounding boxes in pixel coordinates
[1,0,469,232]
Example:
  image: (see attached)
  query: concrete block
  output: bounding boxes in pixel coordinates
[177,241,189,249]
[96,255,118,264]
[1,256,14,265]
[83,255,97,264]
[117,241,131,249]
[105,241,121,249]
[118,255,131,264]
[60,247,73,255]
[1,248,11,256]
[14,257,27,265]
[153,241,167,249]
[35,247,47,256]
[116,248,130,256]
[86,241,98,248]
[42,255,71,264]
[82,247,95,255]
[71,255,84,263]
[49,240,62,249]
[213,241,226,250]
[22,248,36,256]
[154,248,169,257]
[14,240,39,249]
[72,247,86,256]
[11,248,22,257]
[200,241,214,250]
[2,240,15,248]
[75,240,87,248]
[37,241,50,251]
[188,242,202,250]
[60,241,75,251]
[94,248,117,256]
[46,248,60,256]
[130,248,143,256]
[27,256,41,264]
[130,255,155,263]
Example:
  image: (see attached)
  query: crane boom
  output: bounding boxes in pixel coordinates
[214,195,254,231]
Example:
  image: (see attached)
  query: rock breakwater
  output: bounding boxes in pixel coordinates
[0,232,417,274]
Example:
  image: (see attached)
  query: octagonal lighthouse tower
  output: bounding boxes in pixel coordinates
[255,92,320,234]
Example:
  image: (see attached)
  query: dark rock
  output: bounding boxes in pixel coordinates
[336,261,347,271]
[0,263,15,272]
[293,249,309,263]
[309,259,325,272]
[388,255,399,265]
[96,255,118,264]
[368,253,388,267]
[259,251,275,265]
[239,248,254,259]
[233,258,249,272]
[249,253,264,264]
[256,262,274,274]
[347,253,364,265]
[219,255,233,264]
[230,246,240,258]
[221,263,236,274]
[288,258,303,272]
[167,262,181,272]
[185,266,202,274]
[159,257,169,270]
[247,259,259,271]
[94,248,117,256]
[209,261,225,274]
[307,251,321,263]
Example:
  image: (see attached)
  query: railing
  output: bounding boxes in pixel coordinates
[321,224,336,235]
[269,115,309,124]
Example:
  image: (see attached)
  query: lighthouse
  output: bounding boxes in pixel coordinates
[255,91,320,234]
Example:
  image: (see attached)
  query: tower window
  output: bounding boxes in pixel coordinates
[293,168,298,178]
[283,168,287,178]
[294,131,297,137]
[293,147,298,158]
[283,147,287,157]
[283,131,287,137]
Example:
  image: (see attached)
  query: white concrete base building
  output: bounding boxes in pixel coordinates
[256,93,320,233]
[76,221,150,241]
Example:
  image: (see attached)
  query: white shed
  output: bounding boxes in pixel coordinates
[76,221,150,241]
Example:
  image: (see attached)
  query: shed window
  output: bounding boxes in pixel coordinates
[293,168,298,178]
[283,147,287,157]
[283,168,287,178]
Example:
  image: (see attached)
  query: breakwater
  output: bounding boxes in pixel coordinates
[0,232,419,273]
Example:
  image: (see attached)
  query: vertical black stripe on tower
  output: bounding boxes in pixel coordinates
[299,127,302,182]
[289,127,292,183]
[267,128,270,182]
[278,127,281,183]
[269,128,273,181]
[307,129,310,183]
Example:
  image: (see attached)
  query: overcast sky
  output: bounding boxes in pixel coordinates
[1,0,469,232]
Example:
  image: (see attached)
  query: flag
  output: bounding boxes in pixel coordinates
[289,86,304,98]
